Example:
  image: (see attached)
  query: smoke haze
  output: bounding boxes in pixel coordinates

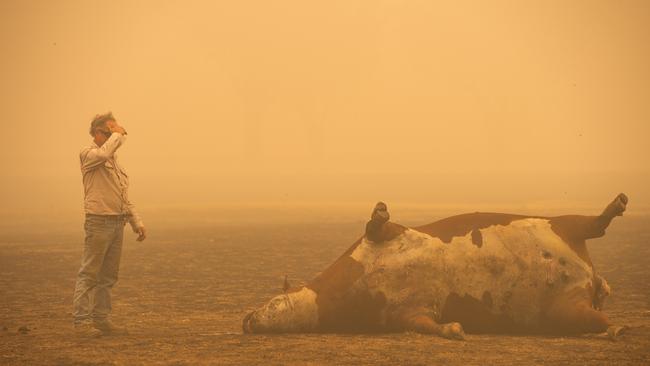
[1,0,649,218]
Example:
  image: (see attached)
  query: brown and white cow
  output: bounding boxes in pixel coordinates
[243,194,628,339]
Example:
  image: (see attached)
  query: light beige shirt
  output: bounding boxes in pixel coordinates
[80,132,143,230]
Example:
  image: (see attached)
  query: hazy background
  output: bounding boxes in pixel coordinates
[1,0,649,222]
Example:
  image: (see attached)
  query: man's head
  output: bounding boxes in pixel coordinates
[89,112,116,146]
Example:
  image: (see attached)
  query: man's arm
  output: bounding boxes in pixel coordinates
[126,201,146,241]
[80,133,126,172]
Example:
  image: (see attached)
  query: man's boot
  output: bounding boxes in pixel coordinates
[93,319,128,335]
[74,322,102,338]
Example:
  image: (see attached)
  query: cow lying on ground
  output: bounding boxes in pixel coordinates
[243,194,628,339]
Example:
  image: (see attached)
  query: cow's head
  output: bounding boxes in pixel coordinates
[242,287,319,333]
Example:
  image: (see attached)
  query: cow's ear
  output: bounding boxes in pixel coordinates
[283,275,290,293]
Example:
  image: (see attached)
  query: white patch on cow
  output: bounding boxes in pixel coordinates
[250,287,319,332]
[349,218,594,327]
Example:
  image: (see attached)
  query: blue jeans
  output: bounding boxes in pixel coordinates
[73,214,125,324]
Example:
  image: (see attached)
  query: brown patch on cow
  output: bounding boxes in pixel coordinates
[308,237,365,305]
[549,216,597,267]
[414,213,536,244]
[366,221,408,243]
[308,228,400,332]
[318,287,388,332]
[440,292,519,333]
[309,247,387,332]
[309,245,365,296]
[471,228,483,248]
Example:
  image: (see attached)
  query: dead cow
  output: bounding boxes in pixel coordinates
[243,194,628,340]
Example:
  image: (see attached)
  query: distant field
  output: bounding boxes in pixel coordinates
[1,208,649,365]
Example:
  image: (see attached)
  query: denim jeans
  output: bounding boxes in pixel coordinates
[73,214,125,324]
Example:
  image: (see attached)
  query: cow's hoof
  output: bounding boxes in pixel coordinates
[602,193,628,218]
[371,202,390,222]
[607,325,627,340]
[440,322,465,341]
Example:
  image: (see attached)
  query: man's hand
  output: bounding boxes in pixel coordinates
[135,226,147,242]
[107,120,127,135]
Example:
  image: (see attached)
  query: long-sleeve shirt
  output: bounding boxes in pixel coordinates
[80,133,144,231]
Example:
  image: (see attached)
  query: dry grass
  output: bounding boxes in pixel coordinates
[1,210,649,365]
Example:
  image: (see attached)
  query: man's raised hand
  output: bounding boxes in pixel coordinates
[107,120,127,135]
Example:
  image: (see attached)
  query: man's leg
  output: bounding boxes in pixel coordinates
[72,215,112,336]
[92,218,126,333]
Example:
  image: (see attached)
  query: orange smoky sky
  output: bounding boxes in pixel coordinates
[1,0,649,216]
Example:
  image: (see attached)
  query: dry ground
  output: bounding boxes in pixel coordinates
[1,207,649,365]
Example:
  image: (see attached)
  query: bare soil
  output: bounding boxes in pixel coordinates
[1,209,649,365]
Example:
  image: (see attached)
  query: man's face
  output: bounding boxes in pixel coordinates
[93,120,114,146]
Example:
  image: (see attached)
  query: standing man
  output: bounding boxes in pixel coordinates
[73,112,147,337]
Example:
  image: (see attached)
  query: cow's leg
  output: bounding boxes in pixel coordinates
[365,202,407,243]
[393,307,465,340]
[550,193,628,266]
[544,288,610,334]
[590,193,628,239]
[552,193,628,242]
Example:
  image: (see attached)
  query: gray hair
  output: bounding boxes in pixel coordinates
[89,112,115,136]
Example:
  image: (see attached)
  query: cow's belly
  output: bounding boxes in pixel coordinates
[349,218,594,329]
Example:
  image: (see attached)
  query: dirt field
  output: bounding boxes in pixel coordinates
[1,207,649,365]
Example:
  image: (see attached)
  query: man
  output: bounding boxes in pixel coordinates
[73,112,147,337]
